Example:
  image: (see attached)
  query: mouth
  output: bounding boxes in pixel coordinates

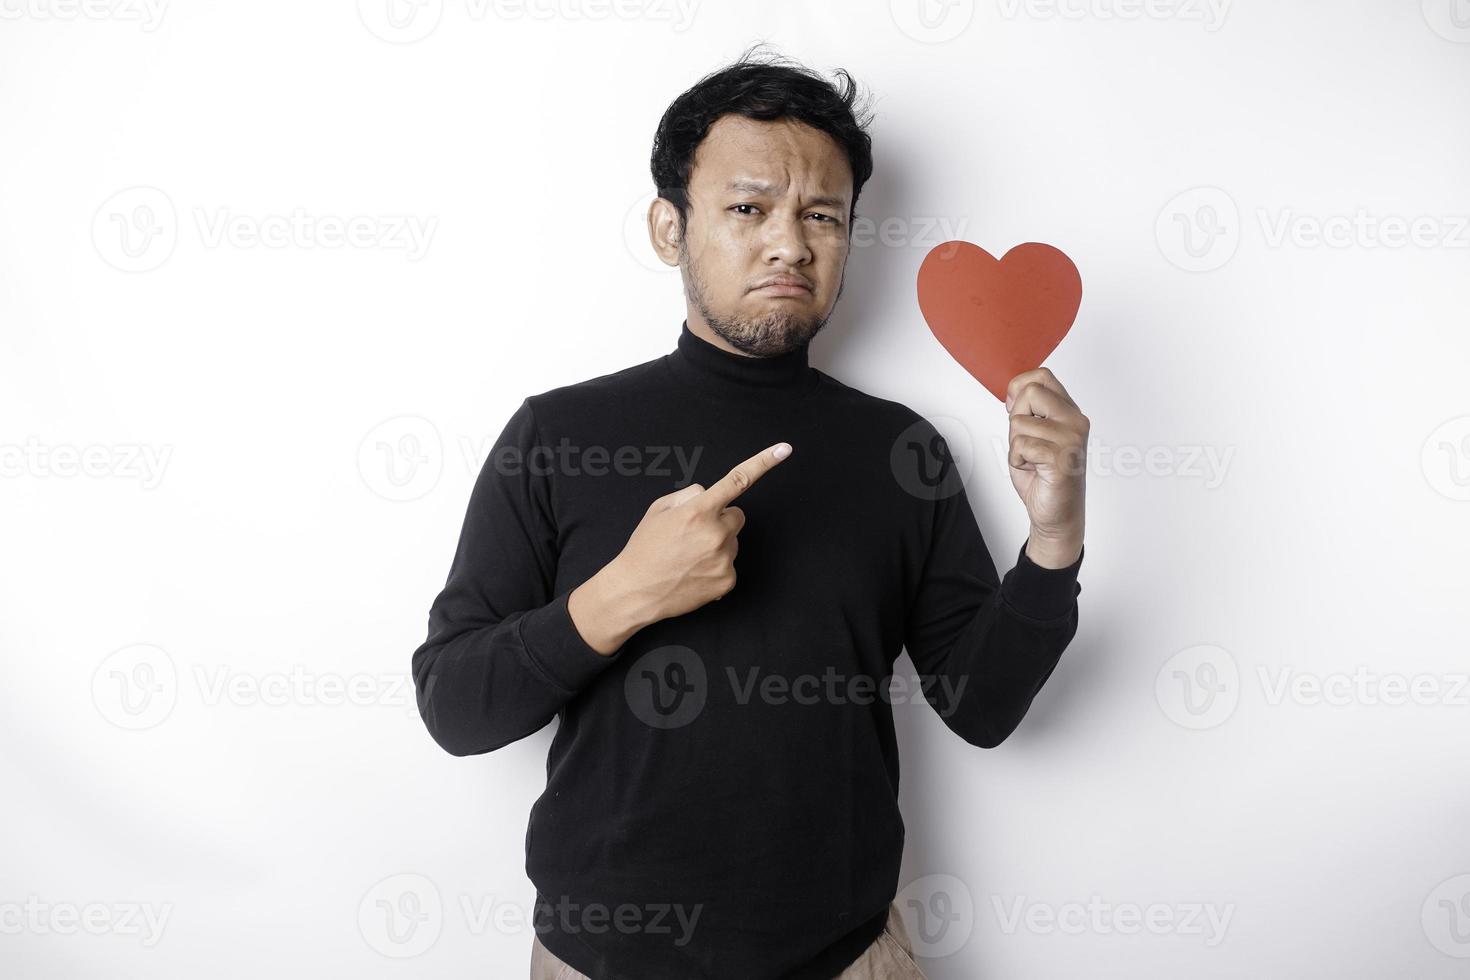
[753,283,813,297]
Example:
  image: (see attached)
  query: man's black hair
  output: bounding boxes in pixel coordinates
[650,43,876,235]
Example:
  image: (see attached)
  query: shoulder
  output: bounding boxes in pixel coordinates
[517,354,668,430]
[811,368,944,438]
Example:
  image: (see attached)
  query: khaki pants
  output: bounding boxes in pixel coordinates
[530,900,927,979]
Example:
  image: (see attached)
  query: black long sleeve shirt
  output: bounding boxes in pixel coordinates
[411,320,1083,979]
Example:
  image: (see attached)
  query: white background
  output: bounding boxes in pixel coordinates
[3,1,1468,977]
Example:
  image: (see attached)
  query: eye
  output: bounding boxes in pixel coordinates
[808,213,838,223]
[730,204,761,216]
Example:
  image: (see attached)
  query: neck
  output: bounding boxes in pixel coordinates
[665,318,817,399]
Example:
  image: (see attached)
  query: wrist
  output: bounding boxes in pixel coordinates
[1025,527,1084,569]
[568,558,657,656]
[595,557,661,634]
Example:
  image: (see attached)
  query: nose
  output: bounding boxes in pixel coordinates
[760,210,813,269]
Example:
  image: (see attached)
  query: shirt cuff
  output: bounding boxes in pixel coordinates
[1000,538,1084,622]
[518,589,621,692]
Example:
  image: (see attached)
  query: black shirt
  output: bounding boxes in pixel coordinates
[411,320,1083,979]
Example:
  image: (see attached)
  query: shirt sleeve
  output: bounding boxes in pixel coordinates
[410,397,623,756]
[901,431,1083,749]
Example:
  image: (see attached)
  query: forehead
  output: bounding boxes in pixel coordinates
[688,114,853,200]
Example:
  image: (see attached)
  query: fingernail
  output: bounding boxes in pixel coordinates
[773,443,792,460]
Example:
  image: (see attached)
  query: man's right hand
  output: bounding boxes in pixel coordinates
[567,442,793,655]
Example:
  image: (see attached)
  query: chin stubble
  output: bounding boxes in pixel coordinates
[680,241,844,357]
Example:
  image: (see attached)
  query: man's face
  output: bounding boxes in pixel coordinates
[652,114,853,357]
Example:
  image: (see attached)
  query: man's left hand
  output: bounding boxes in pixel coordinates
[1005,367,1088,569]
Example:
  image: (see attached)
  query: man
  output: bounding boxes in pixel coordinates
[412,47,1088,980]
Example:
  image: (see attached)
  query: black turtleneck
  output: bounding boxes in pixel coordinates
[665,320,821,395]
[411,320,1083,980]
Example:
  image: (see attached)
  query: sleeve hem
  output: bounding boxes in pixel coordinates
[1000,538,1084,623]
[518,590,620,693]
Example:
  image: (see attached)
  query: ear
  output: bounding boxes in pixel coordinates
[647,196,684,268]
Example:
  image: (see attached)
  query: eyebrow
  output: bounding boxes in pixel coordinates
[726,179,848,211]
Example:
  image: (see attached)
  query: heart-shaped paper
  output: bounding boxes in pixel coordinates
[917,241,1082,401]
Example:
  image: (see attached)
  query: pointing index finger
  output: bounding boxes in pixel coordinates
[700,442,792,510]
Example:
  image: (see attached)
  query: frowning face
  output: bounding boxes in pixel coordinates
[649,113,853,357]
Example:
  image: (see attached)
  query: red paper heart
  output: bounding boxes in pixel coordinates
[917,241,1082,401]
